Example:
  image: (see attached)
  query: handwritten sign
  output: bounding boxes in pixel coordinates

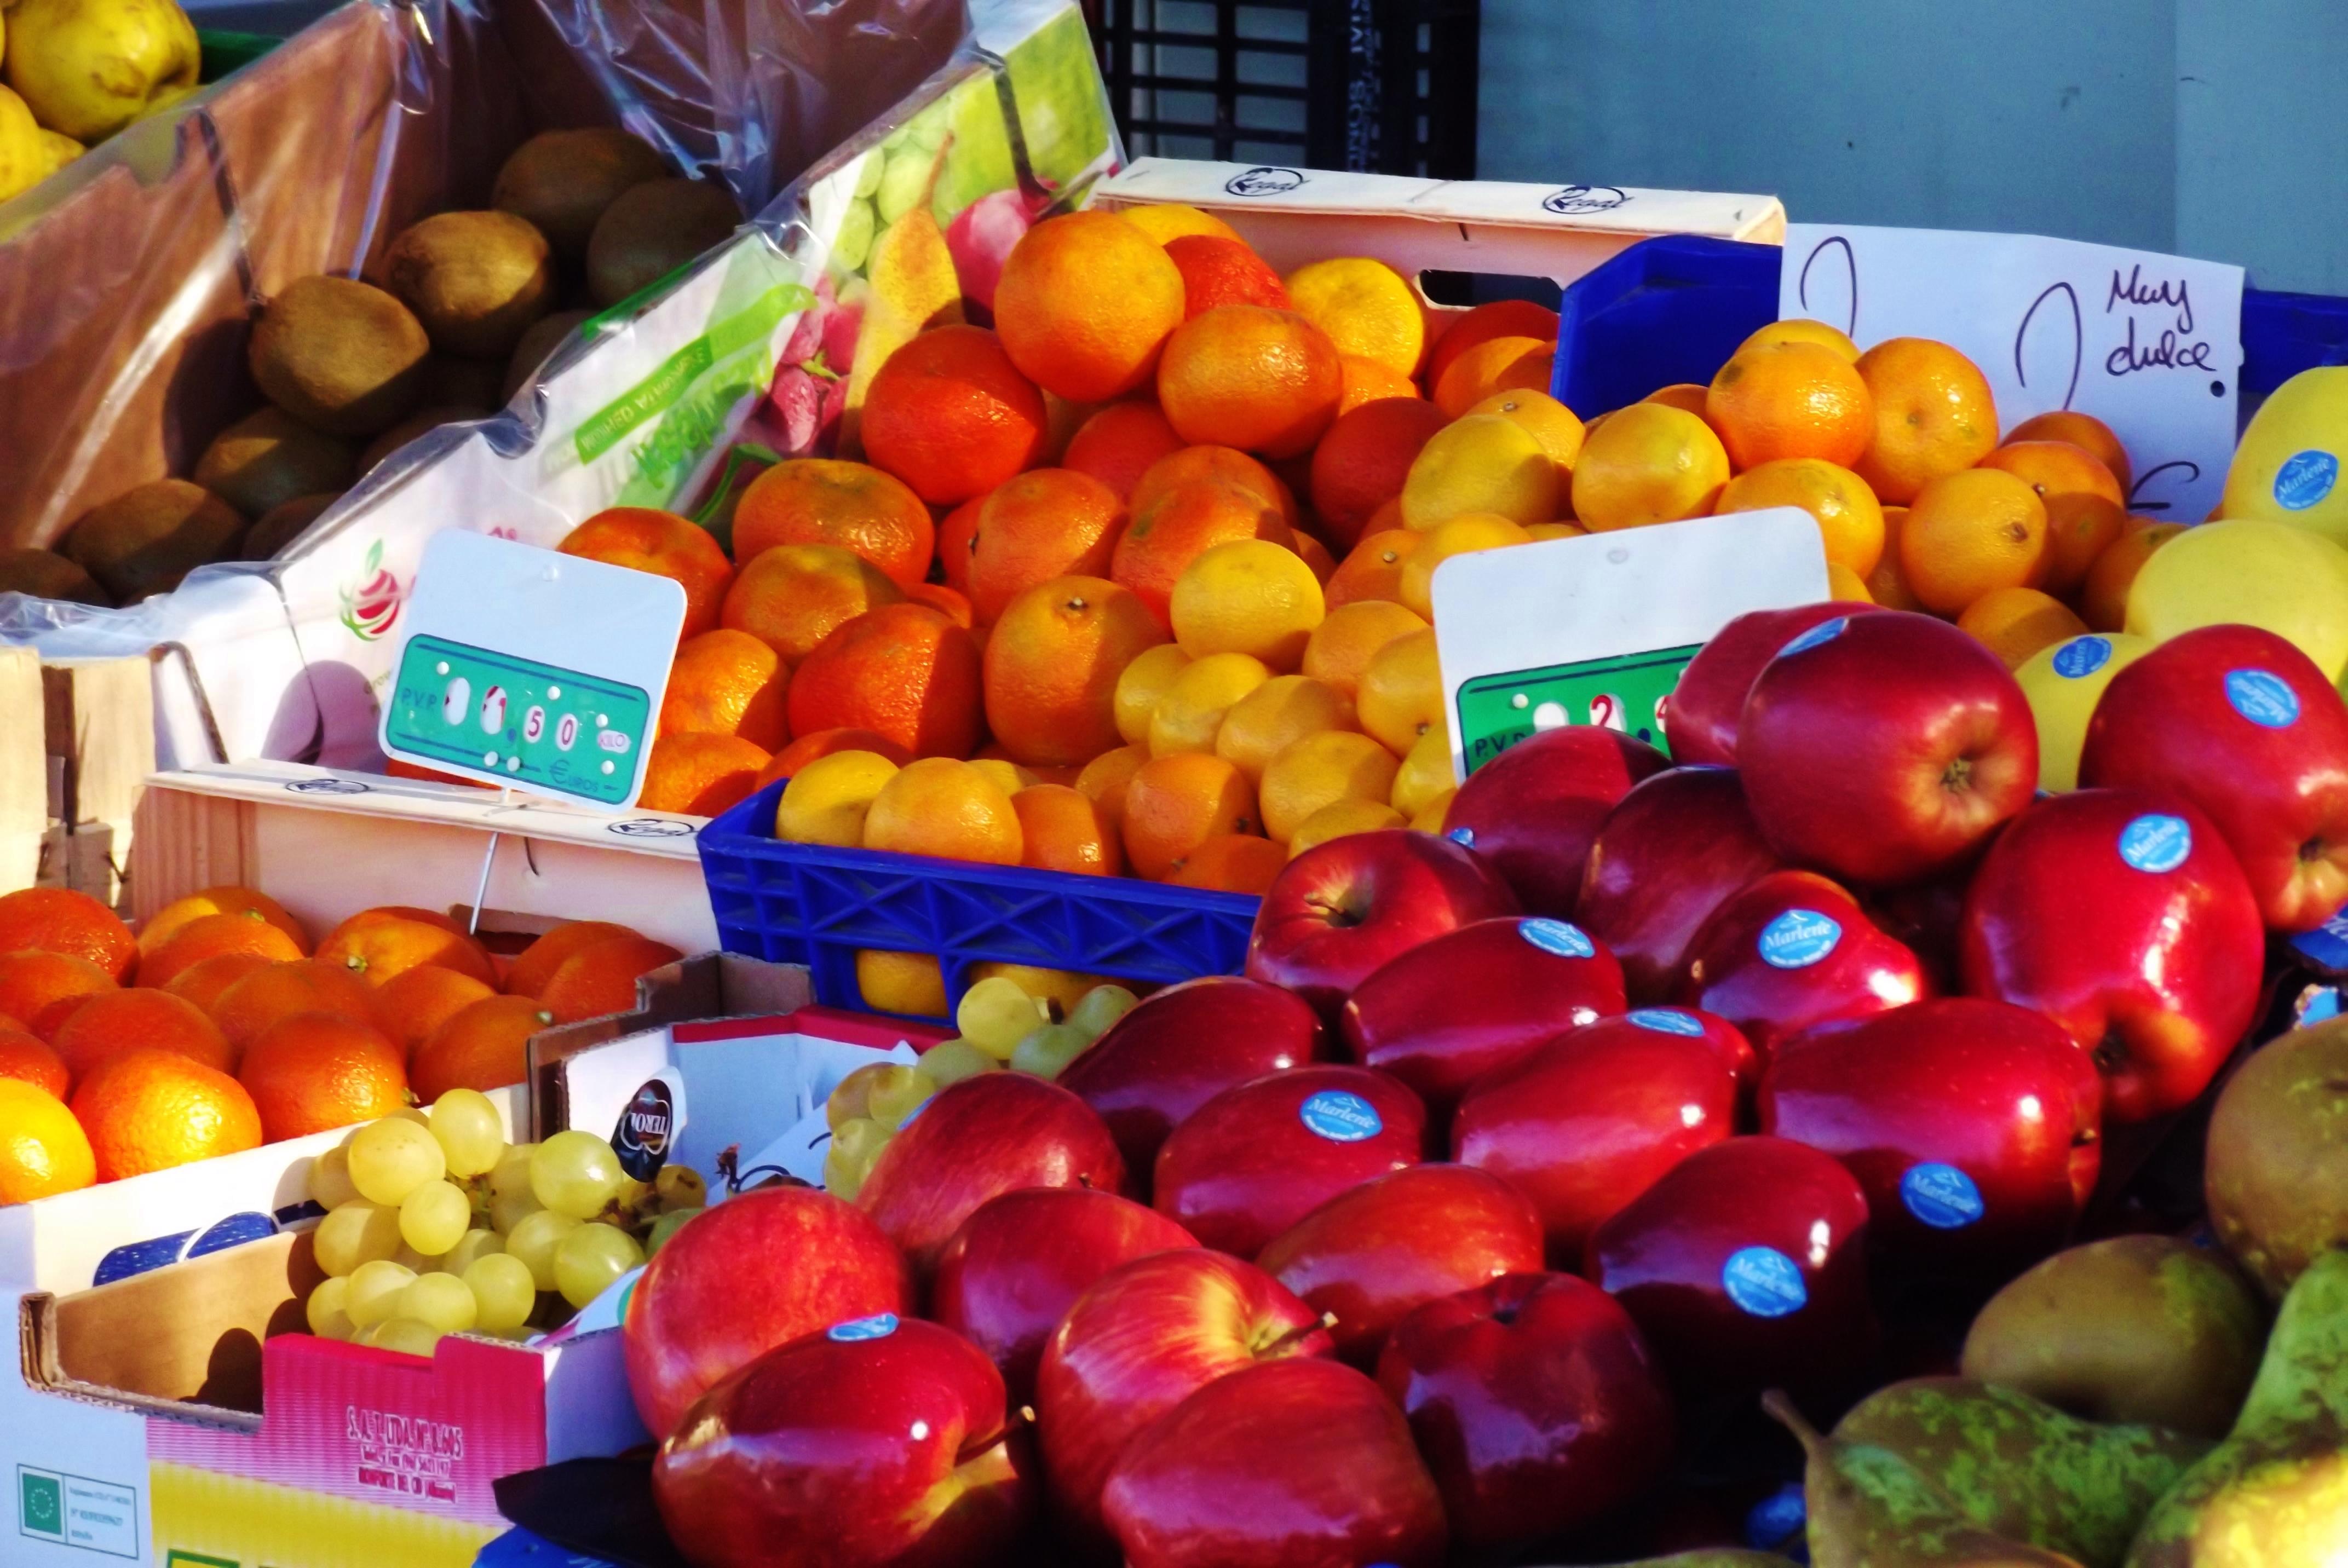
[1781,225,2244,521]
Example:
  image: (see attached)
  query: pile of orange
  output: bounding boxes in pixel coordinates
[0,884,681,1204]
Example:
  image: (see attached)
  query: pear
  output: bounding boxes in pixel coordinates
[837,139,962,455]
[2205,1017,2348,1300]
[2123,1248,2348,1567]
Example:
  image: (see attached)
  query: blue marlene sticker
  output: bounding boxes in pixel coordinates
[1778,617,1849,659]
[1758,909,1841,970]
[1520,918,1596,959]
[827,1312,900,1342]
[1746,1483,1806,1551]
[1722,1246,1808,1318]
[1900,1163,1985,1230]
[2051,636,2112,679]
[2226,668,2301,729]
[1299,1089,1383,1142]
[1627,1007,1706,1037]
[1446,826,1476,848]
[2119,812,2192,873]
[2275,449,2339,511]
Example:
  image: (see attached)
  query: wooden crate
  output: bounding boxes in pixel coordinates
[0,650,154,908]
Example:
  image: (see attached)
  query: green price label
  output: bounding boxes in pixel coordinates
[385,634,653,806]
[1455,643,1700,775]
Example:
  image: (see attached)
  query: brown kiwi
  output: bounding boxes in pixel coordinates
[358,406,485,474]
[421,355,505,412]
[503,308,594,401]
[192,407,357,519]
[0,548,111,606]
[382,210,555,361]
[248,276,431,436]
[493,128,667,265]
[240,493,342,561]
[63,480,245,601]
[586,177,743,308]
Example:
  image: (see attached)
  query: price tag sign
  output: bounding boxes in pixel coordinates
[379,531,687,809]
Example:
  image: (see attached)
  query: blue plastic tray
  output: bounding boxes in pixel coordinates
[698,780,1261,1022]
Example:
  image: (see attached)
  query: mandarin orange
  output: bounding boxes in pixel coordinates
[139,911,307,990]
[860,325,1047,505]
[659,628,791,749]
[556,508,733,640]
[1705,340,1874,469]
[731,459,935,588]
[238,1013,408,1141]
[411,995,551,1101]
[639,732,771,817]
[0,949,116,1040]
[1851,338,2000,503]
[968,469,1129,624]
[1168,833,1286,894]
[539,935,684,1025]
[1063,403,1187,501]
[0,1028,69,1098]
[1309,398,1451,549]
[1111,479,1293,630]
[1156,305,1343,459]
[73,1048,261,1181]
[995,211,1188,402]
[0,887,136,981]
[1012,784,1124,876]
[139,885,307,958]
[53,988,235,1081]
[983,576,1166,766]
[1425,300,1561,392]
[756,727,913,786]
[1164,235,1290,316]
[785,604,982,759]
[372,962,499,1064]
[1978,440,2127,595]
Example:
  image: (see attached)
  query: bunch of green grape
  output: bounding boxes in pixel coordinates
[820,978,1138,1200]
[302,1089,709,1357]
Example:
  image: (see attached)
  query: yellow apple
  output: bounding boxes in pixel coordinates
[2126,518,2348,681]
[2016,632,2154,791]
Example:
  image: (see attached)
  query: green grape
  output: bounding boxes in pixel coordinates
[1068,984,1141,1040]
[345,1260,418,1329]
[489,1143,539,1199]
[400,1179,473,1256]
[826,1061,896,1129]
[554,1223,644,1309]
[428,1089,505,1178]
[369,1318,444,1358]
[615,1176,651,1217]
[653,1165,706,1209]
[822,1117,891,1200]
[490,1185,543,1236]
[314,1202,402,1277]
[957,977,1050,1058]
[308,1147,361,1209]
[867,1064,936,1131]
[531,1131,625,1220]
[1010,1022,1095,1081]
[646,1208,700,1257]
[391,1106,432,1126]
[306,1278,353,1339]
[393,1244,446,1275]
[442,1229,505,1274]
[463,1254,538,1334]
[507,1209,582,1291]
[398,1272,479,1334]
[348,1119,448,1206]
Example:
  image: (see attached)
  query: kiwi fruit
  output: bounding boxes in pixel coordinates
[359,405,484,475]
[493,128,667,264]
[64,479,245,601]
[249,275,430,436]
[240,493,342,561]
[0,547,111,606]
[586,177,743,308]
[382,210,555,361]
[192,407,357,519]
[422,355,505,412]
[503,308,593,401]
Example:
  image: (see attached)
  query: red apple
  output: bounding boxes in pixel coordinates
[2080,622,2348,932]
[1152,1064,1427,1258]
[1374,1271,1676,1550]
[1339,915,1627,1121]
[1861,861,1976,994]
[624,1185,911,1440]
[1957,788,2264,1123]
[653,1315,1029,1568]
[1440,725,1670,918]
[1101,1358,1447,1568]
[1667,602,1885,766]
[1577,765,1786,1002]
[1255,1163,1545,1365]
[1452,1022,1739,1267]
[857,1072,1126,1277]
[1679,869,1930,1058]
[1058,976,1333,1181]
[1585,1135,1877,1394]
[1760,998,2103,1278]
[1739,609,2038,885]
[931,1187,1198,1403]
[1035,1248,1334,1548]
[1247,831,1521,1017]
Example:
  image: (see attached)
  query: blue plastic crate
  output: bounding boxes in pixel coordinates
[697,780,1261,1022]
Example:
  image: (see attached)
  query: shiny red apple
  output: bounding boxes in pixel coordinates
[1439,726,1668,916]
[1667,602,1885,766]
[1957,788,2264,1123]
[1739,609,2038,885]
[653,1314,1029,1568]
[1374,1271,1676,1551]
[1247,831,1520,1017]
[1679,869,1930,1059]
[1576,765,1786,1002]
[931,1187,1198,1403]
[2080,622,2348,932]
[1100,1358,1448,1568]
[624,1184,911,1440]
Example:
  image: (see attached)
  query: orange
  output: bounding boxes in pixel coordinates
[1156,305,1344,460]
[862,758,1023,865]
[1356,628,1442,754]
[1284,258,1424,378]
[1120,203,1241,246]
[856,951,949,1017]
[905,583,975,628]
[1433,336,1553,419]
[1958,587,2091,669]
[1642,383,1711,417]
[720,543,902,664]
[1112,479,1293,629]
[1570,403,1731,531]
[859,325,1046,504]
[238,1014,408,1142]
[1336,356,1420,416]
[140,885,306,958]
[1426,300,1561,393]
[1324,529,1421,609]
[1168,834,1286,895]
[317,914,498,989]
[997,211,1188,402]
[1851,338,1999,503]
[1410,792,1455,833]
[1122,754,1257,880]
[372,962,499,1063]
[983,576,1166,766]
[1165,235,1290,316]
[1714,458,1886,575]
[1866,507,1927,612]
[1399,513,1533,620]
[639,732,772,817]
[658,628,790,750]
[732,459,935,589]
[1114,643,1193,746]
[1149,652,1274,757]
[967,752,1040,798]
[411,995,550,1102]
[1302,600,1429,699]
[540,935,686,1026]
[2080,522,2185,633]
[1705,340,1874,469]
[2008,410,2133,492]
[758,727,913,786]
[557,509,734,641]
[1978,440,2127,595]
[1738,318,1862,362]
[1259,730,1401,843]
[1012,785,1123,876]
[1469,389,1585,493]
[776,750,899,846]
[1309,399,1451,549]
[0,1077,91,1199]
[329,906,465,939]
[1130,445,1299,529]
[1392,724,1457,818]
[0,1028,69,1098]
[787,604,983,759]
[937,497,984,593]
[1064,402,1187,500]
[1827,564,1874,603]
[72,1048,260,1181]
[1293,532,1337,584]
[1401,414,1559,530]
[968,469,1129,624]
[0,949,116,1040]
[1900,467,2051,613]
[1169,539,1326,670]
[1527,522,1587,543]
[53,988,234,1081]
[1287,799,1407,857]
[209,959,377,1050]
[0,887,136,982]
[1075,745,1150,836]
[1214,675,1356,783]
[138,912,307,991]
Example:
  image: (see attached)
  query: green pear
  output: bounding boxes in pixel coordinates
[2205,1017,2348,1300]
[2124,1247,2348,1567]
[1834,1377,2207,1567]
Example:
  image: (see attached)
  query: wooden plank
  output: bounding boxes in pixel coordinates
[0,648,42,894]
[43,658,154,909]
[129,786,259,927]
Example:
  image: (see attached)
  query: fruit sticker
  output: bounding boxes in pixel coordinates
[2051,636,2112,679]
[2224,668,2301,729]
[2273,449,2339,511]
[1519,918,1596,959]
[1299,1089,1383,1143]
[827,1312,901,1342]
[1721,1245,1808,1318]
[1626,1007,1706,1037]
[2119,812,2192,874]
[1776,616,1848,659]
[1758,909,1841,970]
[1446,826,1476,848]
[1898,1162,1985,1229]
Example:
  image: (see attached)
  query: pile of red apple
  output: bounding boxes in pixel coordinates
[620,604,2344,1567]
